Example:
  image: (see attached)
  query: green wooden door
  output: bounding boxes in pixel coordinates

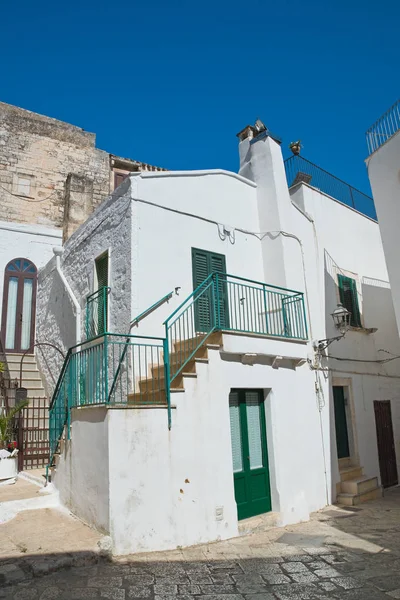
[192,248,229,331]
[333,386,350,459]
[229,389,272,520]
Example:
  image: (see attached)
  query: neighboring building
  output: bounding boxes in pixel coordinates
[366,100,400,336]
[0,102,164,467]
[36,121,400,555]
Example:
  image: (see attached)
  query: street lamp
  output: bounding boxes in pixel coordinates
[331,303,351,335]
[315,304,351,352]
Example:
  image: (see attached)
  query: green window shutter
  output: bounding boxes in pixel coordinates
[96,254,108,289]
[192,249,209,290]
[338,274,361,327]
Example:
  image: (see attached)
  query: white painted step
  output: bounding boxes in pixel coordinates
[341,476,379,495]
[5,353,36,365]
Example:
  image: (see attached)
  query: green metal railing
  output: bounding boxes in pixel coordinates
[48,333,166,468]
[49,272,308,467]
[85,287,110,339]
[221,274,308,340]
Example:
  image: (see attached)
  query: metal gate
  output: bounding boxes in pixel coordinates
[17,397,49,471]
[374,400,398,488]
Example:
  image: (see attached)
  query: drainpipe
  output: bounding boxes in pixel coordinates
[53,247,81,344]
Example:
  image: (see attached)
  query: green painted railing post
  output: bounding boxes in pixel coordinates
[104,334,109,403]
[214,273,220,329]
[263,284,269,334]
[163,334,171,429]
[301,293,308,339]
[67,358,72,440]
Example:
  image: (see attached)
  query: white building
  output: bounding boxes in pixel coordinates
[36,122,400,555]
[366,100,400,335]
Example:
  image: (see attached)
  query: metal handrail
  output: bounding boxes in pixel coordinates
[366,99,400,155]
[131,288,180,328]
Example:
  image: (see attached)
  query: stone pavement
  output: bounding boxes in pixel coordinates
[2,487,400,599]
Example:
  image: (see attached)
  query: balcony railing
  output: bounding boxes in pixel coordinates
[49,273,308,468]
[85,286,110,339]
[366,99,400,155]
[284,155,377,221]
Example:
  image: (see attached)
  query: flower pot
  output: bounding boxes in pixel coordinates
[0,456,18,481]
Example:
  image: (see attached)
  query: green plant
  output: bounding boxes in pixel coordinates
[0,362,4,373]
[0,401,29,450]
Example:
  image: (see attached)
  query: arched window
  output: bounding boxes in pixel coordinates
[1,258,37,353]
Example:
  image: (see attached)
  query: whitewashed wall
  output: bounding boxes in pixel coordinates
[53,406,110,533]
[36,182,132,394]
[288,182,400,491]
[367,131,400,335]
[129,170,264,339]
[0,221,62,327]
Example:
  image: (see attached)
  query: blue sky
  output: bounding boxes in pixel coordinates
[2,0,399,195]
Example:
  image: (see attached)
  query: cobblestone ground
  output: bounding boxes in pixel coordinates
[2,487,400,600]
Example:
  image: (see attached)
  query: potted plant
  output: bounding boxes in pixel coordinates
[289,140,302,156]
[0,399,29,481]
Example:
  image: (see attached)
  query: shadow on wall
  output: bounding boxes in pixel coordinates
[36,259,77,398]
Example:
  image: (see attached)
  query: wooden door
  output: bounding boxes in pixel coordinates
[333,386,350,459]
[229,389,271,520]
[1,258,37,353]
[374,400,398,488]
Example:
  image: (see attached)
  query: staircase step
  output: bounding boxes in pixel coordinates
[340,466,364,482]
[5,353,36,365]
[127,390,168,405]
[151,357,208,378]
[337,486,382,506]
[341,476,379,495]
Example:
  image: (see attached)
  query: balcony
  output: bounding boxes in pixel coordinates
[366,99,400,155]
[49,273,308,463]
[284,155,377,221]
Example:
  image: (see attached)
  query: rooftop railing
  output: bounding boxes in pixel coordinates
[366,99,400,155]
[284,155,377,221]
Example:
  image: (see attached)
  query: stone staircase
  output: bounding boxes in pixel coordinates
[127,333,222,405]
[5,353,46,398]
[336,461,382,506]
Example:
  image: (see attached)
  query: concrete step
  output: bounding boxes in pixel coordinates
[151,357,208,378]
[340,466,364,482]
[5,353,36,365]
[341,476,379,495]
[337,486,383,506]
[238,512,280,535]
[17,379,45,390]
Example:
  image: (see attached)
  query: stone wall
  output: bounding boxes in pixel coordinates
[0,102,165,240]
[36,180,132,395]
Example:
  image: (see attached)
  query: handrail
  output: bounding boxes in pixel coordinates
[223,273,303,296]
[131,288,180,328]
[164,273,215,325]
[86,286,111,301]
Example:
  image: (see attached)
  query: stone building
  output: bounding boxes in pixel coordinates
[0,101,164,467]
[0,101,165,241]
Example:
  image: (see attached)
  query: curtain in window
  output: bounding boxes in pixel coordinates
[5,277,18,349]
[246,392,263,470]
[21,279,33,350]
[229,392,243,473]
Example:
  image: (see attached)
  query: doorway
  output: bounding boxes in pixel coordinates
[333,386,351,459]
[1,258,37,353]
[229,389,272,520]
[374,400,398,488]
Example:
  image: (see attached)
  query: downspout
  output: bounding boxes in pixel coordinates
[53,247,81,344]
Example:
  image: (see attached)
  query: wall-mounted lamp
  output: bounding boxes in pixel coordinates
[315,304,351,352]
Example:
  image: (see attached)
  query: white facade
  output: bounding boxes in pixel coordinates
[36,127,400,554]
[367,129,400,336]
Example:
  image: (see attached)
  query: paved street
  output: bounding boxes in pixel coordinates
[2,487,400,600]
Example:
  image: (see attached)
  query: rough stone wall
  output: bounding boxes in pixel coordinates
[0,102,111,234]
[36,181,132,395]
